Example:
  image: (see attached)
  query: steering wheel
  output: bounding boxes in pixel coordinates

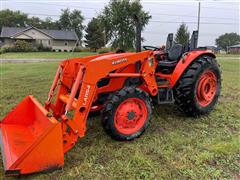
[143,46,160,51]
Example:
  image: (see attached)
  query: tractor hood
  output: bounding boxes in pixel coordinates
[82,51,151,83]
[59,50,152,88]
[90,52,136,62]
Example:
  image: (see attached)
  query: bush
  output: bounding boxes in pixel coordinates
[1,40,35,52]
[72,47,93,52]
[80,47,91,52]
[73,48,82,52]
[37,43,52,52]
[98,47,111,54]
[14,40,34,52]
[0,44,15,53]
[128,48,136,52]
[73,47,104,52]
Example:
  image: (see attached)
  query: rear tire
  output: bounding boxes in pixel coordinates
[173,56,221,116]
[102,87,152,141]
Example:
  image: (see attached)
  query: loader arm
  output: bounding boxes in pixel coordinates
[45,50,159,152]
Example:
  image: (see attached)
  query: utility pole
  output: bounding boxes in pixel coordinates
[197,2,201,33]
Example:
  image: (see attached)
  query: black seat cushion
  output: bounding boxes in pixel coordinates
[156,60,178,74]
[168,44,183,61]
[158,60,178,67]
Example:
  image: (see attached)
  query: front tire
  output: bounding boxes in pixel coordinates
[173,56,221,116]
[102,87,152,141]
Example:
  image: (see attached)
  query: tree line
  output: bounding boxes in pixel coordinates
[0,0,239,51]
[173,23,239,51]
[0,0,151,51]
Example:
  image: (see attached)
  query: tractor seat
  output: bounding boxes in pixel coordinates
[156,44,184,74]
[168,44,184,61]
[158,44,183,67]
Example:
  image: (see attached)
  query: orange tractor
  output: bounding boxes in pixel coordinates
[0,31,221,175]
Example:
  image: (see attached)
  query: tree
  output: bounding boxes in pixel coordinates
[0,9,60,31]
[59,9,71,29]
[175,23,190,45]
[215,33,240,51]
[59,9,84,42]
[27,16,43,28]
[25,16,60,29]
[0,9,28,30]
[99,0,151,50]
[41,17,61,29]
[84,18,105,51]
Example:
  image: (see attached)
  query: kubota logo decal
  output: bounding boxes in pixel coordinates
[83,85,91,105]
[112,58,128,65]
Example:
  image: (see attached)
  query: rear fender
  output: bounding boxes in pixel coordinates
[169,50,215,87]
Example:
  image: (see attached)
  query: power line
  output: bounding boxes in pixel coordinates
[11,2,98,10]
[8,11,229,37]
[26,12,238,25]
[30,11,239,21]
[28,13,92,20]
[12,1,239,11]
[142,33,224,37]
[143,2,239,11]
[9,1,239,22]
[12,12,238,38]
[149,20,237,25]
[151,12,238,21]
[143,31,225,36]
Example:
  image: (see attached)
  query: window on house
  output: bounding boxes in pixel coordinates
[48,40,50,45]
[64,41,68,46]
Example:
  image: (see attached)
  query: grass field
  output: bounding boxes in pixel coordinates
[0,55,239,179]
[1,52,96,59]
[0,52,238,60]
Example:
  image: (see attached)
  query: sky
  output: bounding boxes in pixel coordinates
[1,0,239,46]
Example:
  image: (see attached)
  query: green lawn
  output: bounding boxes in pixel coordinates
[0,55,239,179]
[1,52,97,59]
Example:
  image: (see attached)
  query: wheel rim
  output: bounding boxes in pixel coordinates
[114,98,148,135]
[196,70,217,107]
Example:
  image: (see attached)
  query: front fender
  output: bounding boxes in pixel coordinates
[169,50,216,87]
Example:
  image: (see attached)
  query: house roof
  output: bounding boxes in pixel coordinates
[229,44,240,48]
[205,46,217,50]
[0,26,78,41]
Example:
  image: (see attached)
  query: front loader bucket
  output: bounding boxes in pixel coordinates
[0,96,64,175]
